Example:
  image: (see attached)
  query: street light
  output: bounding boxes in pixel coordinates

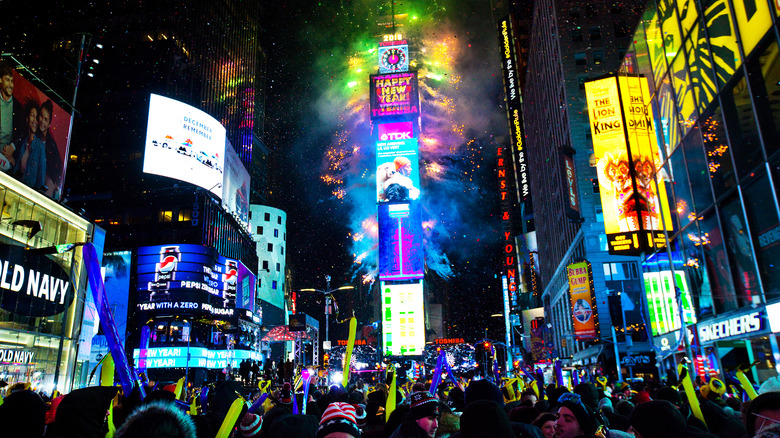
[299,275,355,346]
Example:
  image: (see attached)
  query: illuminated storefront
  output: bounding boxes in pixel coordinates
[620,0,780,380]
[0,172,95,394]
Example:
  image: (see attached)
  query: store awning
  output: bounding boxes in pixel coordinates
[261,325,311,342]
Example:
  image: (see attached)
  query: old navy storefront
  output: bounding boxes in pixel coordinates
[0,172,95,394]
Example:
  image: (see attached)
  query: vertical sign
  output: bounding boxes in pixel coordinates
[584,76,672,255]
[567,261,598,340]
[563,153,580,219]
[497,146,518,303]
[498,16,529,201]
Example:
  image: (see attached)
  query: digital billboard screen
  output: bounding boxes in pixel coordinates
[378,203,424,281]
[376,122,420,203]
[222,139,250,231]
[369,72,419,119]
[135,244,252,319]
[236,261,256,313]
[143,94,226,198]
[584,76,673,255]
[643,270,696,336]
[0,65,71,200]
[567,261,598,340]
[381,281,425,357]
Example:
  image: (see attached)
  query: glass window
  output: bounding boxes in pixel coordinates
[675,0,700,38]
[719,193,761,306]
[272,280,277,290]
[267,243,273,252]
[280,246,284,255]
[731,0,772,57]
[634,17,654,89]
[264,212,270,221]
[276,262,280,272]
[747,40,780,158]
[669,146,695,230]
[274,229,278,237]
[670,53,697,138]
[277,216,282,224]
[703,0,742,87]
[682,124,715,212]
[592,50,604,66]
[575,52,587,67]
[659,0,682,62]
[256,226,263,234]
[742,171,780,301]
[572,27,583,42]
[589,26,601,40]
[644,9,668,84]
[656,76,681,155]
[677,236,714,318]
[721,75,763,178]
[700,105,735,198]
[159,210,173,222]
[685,26,717,114]
[178,209,191,221]
[695,208,738,313]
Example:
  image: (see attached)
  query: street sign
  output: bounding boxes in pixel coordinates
[323,341,332,351]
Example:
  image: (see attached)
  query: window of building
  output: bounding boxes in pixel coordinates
[178,209,191,221]
[274,229,279,237]
[574,52,587,71]
[592,50,604,65]
[257,226,263,235]
[277,216,282,224]
[276,262,280,272]
[591,179,599,193]
[264,212,270,221]
[272,280,277,290]
[249,211,252,220]
[257,278,261,288]
[159,210,174,222]
[578,76,589,90]
[595,206,603,222]
[267,243,273,252]
[280,246,284,255]
[571,27,583,42]
[747,40,780,157]
[262,260,268,271]
[589,26,601,40]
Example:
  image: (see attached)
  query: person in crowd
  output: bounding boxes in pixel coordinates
[0,62,21,172]
[554,392,603,438]
[597,396,630,432]
[389,391,440,438]
[317,402,361,438]
[745,392,780,437]
[457,400,514,438]
[115,400,197,438]
[629,400,717,438]
[0,383,46,438]
[532,412,556,438]
[37,99,61,197]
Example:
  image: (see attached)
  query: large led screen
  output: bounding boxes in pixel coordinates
[567,262,598,340]
[378,203,424,281]
[236,261,256,313]
[376,122,420,203]
[381,281,425,357]
[584,76,673,255]
[133,346,261,369]
[222,139,250,231]
[136,244,253,319]
[143,94,226,198]
[369,72,419,119]
[643,270,696,336]
[0,64,71,200]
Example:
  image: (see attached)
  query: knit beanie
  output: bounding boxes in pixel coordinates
[317,402,361,438]
[759,376,780,395]
[573,383,600,411]
[559,399,600,435]
[409,391,440,420]
[630,400,686,438]
[353,404,367,428]
[633,390,652,404]
[279,382,293,405]
[239,412,262,438]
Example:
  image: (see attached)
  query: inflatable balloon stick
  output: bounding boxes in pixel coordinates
[101,354,115,387]
[216,396,246,438]
[736,362,759,400]
[386,364,397,418]
[678,359,707,427]
[342,317,358,387]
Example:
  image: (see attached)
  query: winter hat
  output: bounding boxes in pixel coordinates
[598,397,613,413]
[460,400,514,438]
[465,379,505,407]
[409,391,440,420]
[279,382,293,405]
[747,392,780,436]
[573,383,600,411]
[558,393,601,435]
[633,390,652,404]
[239,412,262,438]
[629,400,686,438]
[760,376,780,395]
[317,402,361,438]
[353,404,367,428]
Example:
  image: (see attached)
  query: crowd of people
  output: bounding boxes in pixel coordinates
[1,371,780,438]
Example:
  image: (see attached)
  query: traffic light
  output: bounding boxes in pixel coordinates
[484,341,491,350]
[323,353,329,368]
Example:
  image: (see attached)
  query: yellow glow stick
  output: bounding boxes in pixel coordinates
[215,396,245,438]
[736,369,759,400]
[386,364,397,418]
[101,354,115,387]
[342,317,358,387]
[678,361,706,427]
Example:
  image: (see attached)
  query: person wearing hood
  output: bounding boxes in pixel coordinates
[0,386,47,438]
[554,392,604,438]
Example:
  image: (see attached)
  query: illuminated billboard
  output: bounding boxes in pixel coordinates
[0,65,71,200]
[135,244,253,319]
[378,203,424,281]
[236,261,256,313]
[643,270,696,336]
[584,76,673,255]
[133,346,261,369]
[381,281,425,357]
[567,261,598,340]
[369,72,419,119]
[376,122,420,203]
[222,139,250,231]
[143,94,226,198]
[378,40,409,73]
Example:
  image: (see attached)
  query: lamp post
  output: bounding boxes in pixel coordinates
[183,319,191,395]
[299,275,355,346]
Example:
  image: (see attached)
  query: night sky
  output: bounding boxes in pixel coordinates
[261,0,513,343]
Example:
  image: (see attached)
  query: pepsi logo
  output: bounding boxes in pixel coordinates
[224,268,238,284]
[159,255,178,273]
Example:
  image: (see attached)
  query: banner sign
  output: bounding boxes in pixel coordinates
[584,76,673,255]
[369,72,419,119]
[133,347,261,369]
[0,243,74,317]
[563,153,580,219]
[567,261,598,340]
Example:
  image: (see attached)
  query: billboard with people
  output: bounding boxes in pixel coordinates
[376,122,420,203]
[0,62,71,200]
[222,139,250,231]
[143,94,227,198]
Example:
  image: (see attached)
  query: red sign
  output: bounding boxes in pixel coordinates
[434,338,465,345]
[336,339,368,346]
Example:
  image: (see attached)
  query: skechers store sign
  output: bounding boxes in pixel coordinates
[0,244,73,317]
[136,244,251,320]
[698,311,765,343]
[133,347,261,369]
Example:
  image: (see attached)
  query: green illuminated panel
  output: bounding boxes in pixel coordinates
[381,281,425,356]
[643,270,696,336]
